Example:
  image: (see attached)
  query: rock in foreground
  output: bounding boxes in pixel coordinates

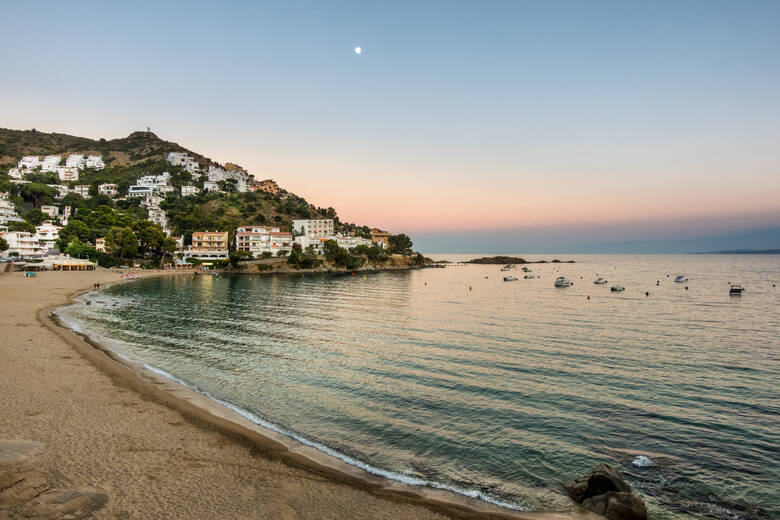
[564,464,647,520]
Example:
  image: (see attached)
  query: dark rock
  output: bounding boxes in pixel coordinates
[565,464,647,520]
[583,492,647,520]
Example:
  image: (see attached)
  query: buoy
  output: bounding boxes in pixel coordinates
[362,275,366,279]
[645,292,649,297]
[656,281,659,286]
[424,282,427,286]
[469,285,472,290]
[587,295,590,300]
[685,286,689,290]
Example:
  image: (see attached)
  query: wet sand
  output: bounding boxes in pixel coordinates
[0,270,597,520]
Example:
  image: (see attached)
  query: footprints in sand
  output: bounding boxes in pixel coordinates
[0,439,108,519]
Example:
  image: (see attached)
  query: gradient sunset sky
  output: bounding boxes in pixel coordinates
[2,1,779,251]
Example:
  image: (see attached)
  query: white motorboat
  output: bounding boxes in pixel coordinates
[554,276,572,287]
[594,277,608,285]
[674,275,688,283]
[524,274,535,279]
[503,276,518,281]
[611,285,625,292]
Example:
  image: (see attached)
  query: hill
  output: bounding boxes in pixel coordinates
[0,127,405,267]
[0,128,218,169]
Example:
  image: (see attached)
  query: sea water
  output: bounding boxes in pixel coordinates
[57,254,779,519]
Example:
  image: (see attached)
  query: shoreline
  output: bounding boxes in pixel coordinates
[3,269,597,519]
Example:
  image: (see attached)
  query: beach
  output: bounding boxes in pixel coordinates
[0,269,597,520]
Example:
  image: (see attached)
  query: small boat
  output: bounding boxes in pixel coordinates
[674,275,688,283]
[503,276,518,281]
[611,285,625,292]
[521,267,531,272]
[554,276,572,287]
[729,284,745,295]
[524,274,535,279]
[500,267,512,272]
[594,277,608,285]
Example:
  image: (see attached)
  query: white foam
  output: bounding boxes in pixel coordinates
[140,363,529,511]
[632,455,652,467]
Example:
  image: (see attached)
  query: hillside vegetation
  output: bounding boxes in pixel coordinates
[0,128,217,169]
[0,127,406,267]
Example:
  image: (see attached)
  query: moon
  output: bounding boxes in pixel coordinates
[354,46,362,55]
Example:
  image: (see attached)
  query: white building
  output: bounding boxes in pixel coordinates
[8,168,23,180]
[157,185,176,195]
[140,195,163,208]
[335,235,373,250]
[235,226,292,256]
[0,231,45,258]
[137,172,171,187]
[203,181,221,192]
[62,206,72,224]
[35,222,61,250]
[57,166,79,182]
[294,235,326,254]
[18,156,40,170]
[167,152,200,175]
[206,166,248,192]
[72,185,90,198]
[181,185,200,196]
[66,154,85,169]
[97,183,119,197]
[40,205,59,219]
[0,193,23,225]
[41,156,61,172]
[292,219,334,239]
[148,207,168,229]
[128,186,155,198]
[51,185,70,199]
[85,155,105,169]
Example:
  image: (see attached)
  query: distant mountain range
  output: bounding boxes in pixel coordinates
[691,248,780,254]
[414,226,780,254]
[581,227,780,254]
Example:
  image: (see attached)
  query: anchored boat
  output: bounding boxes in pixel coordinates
[729,284,745,295]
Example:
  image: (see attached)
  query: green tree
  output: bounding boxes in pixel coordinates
[61,192,85,210]
[134,220,165,256]
[105,226,138,259]
[25,208,46,226]
[56,220,91,251]
[388,234,413,255]
[159,237,177,267]
[229,250,253,267]
[7,221,35,233]
[19,183,55,208]
[0,237,7,252]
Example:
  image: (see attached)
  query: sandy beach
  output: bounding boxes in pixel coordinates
[0,270,596,520]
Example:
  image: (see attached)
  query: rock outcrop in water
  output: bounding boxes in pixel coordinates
[564,464,647,520]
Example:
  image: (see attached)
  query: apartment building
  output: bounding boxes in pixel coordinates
[186,231,229,260]
[98,183,119,197]
[292,219,334,239]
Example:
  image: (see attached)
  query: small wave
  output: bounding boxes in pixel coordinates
[140,363,530,512]
[632,455,653,467]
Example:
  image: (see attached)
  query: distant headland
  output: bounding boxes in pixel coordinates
[467,256,575,264]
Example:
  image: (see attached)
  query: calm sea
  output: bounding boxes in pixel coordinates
[58,254,779,519]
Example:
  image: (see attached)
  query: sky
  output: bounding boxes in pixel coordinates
[2,1,779,252]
